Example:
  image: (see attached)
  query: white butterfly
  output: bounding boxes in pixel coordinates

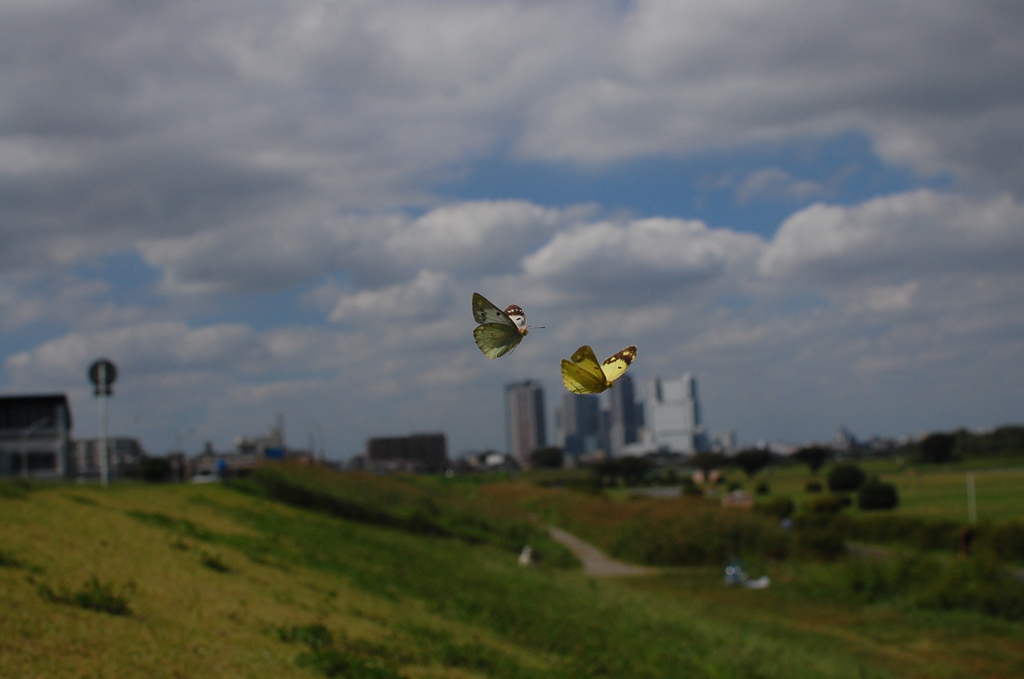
[472,293,538,359]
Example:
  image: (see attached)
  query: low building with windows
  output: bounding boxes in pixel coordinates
[0,394,73,479]
[73,437,145,481]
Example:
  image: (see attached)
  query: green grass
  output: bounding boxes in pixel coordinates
[2,471,1023,677]
[745,459,1024,523]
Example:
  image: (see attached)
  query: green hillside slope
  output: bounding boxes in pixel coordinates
[1,475,1019,678]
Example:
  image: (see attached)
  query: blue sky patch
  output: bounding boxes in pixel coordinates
[437,132,949,237]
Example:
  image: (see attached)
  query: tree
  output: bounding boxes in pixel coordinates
[733,448,775,478]
[594,456,653,486]
[529,447,563,469]
[918,433,956,463]
[792,445,831,474]
[827,463,866,492]
[690,452,727,474]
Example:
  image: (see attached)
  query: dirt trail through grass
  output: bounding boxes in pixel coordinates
[547,526,651,576]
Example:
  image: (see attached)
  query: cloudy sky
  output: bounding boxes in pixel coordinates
[2,0,1023,459]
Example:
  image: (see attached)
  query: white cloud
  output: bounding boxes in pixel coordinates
[137,212,372,295]
[516,1,1024,193]
[328,269,456,322]
[735,168,826,204]
[386,200,575,275]
[1,0,1021,278]
[6,188,1024,456]
[4,321,268,385]
[760,190,1024,282]
[849,281,920,315]
[523,216,763,297]
[2,0,1024,455]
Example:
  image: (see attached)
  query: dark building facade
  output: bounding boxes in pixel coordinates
[608,376,640,456]
[555,392,601,459]
[366,433,448,472]
[0,394,73,478]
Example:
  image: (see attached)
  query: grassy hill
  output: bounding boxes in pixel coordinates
[2,469,1023,678]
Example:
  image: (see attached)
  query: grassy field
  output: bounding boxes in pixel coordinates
[734,459,1024,523]
[2,471,1023,678]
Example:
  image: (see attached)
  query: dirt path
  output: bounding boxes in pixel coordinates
[547,526,651,576]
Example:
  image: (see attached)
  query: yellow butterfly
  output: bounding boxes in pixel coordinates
[472,293,537,359]
[560,345,638,394]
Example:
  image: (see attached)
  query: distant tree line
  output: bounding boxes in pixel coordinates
[909,425,1024,464]
[529,424,1024,485]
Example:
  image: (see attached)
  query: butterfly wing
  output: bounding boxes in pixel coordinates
[560,345,610,394]
[600,345,638,385]
[472,293,525,358]
[474,323,523,359]
[472,293,516,328]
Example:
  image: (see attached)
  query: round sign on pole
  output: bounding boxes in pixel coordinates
[88,358,117,487]
[88,359,118,396]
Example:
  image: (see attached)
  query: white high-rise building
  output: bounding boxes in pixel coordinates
[505,380,546,467]
[644,373,706,454]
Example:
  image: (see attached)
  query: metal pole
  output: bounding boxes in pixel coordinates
[966,472,977,524]
[99,362,109,487]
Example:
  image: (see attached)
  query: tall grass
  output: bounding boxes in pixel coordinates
[37,576,134,616]
[486,481,793,566]
[232,464,577,566]
[843,553,1024,621]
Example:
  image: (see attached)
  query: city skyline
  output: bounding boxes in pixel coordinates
[1,1,1022,459]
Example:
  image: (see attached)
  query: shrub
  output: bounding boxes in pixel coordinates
[754,481,770,495]
[857,481,899,510]
[529,447,563,469]
[278,623,402,679]
[609,505,793,566]
[827,464,866,492]
[805,481,822,493]
[593,456,653,486]
[803,494,851,514]
[297,648,402,679]
[39,576,133,616]
[758,496,794,520]
[831,514,961,552]
[793,515,847,560]
[979,520,1024,562]
[277,624,333,650]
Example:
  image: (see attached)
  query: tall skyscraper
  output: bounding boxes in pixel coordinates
[554,392,600,459]
[645,373,705,454]
[505,380,546,466]
[608,376,640,457]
